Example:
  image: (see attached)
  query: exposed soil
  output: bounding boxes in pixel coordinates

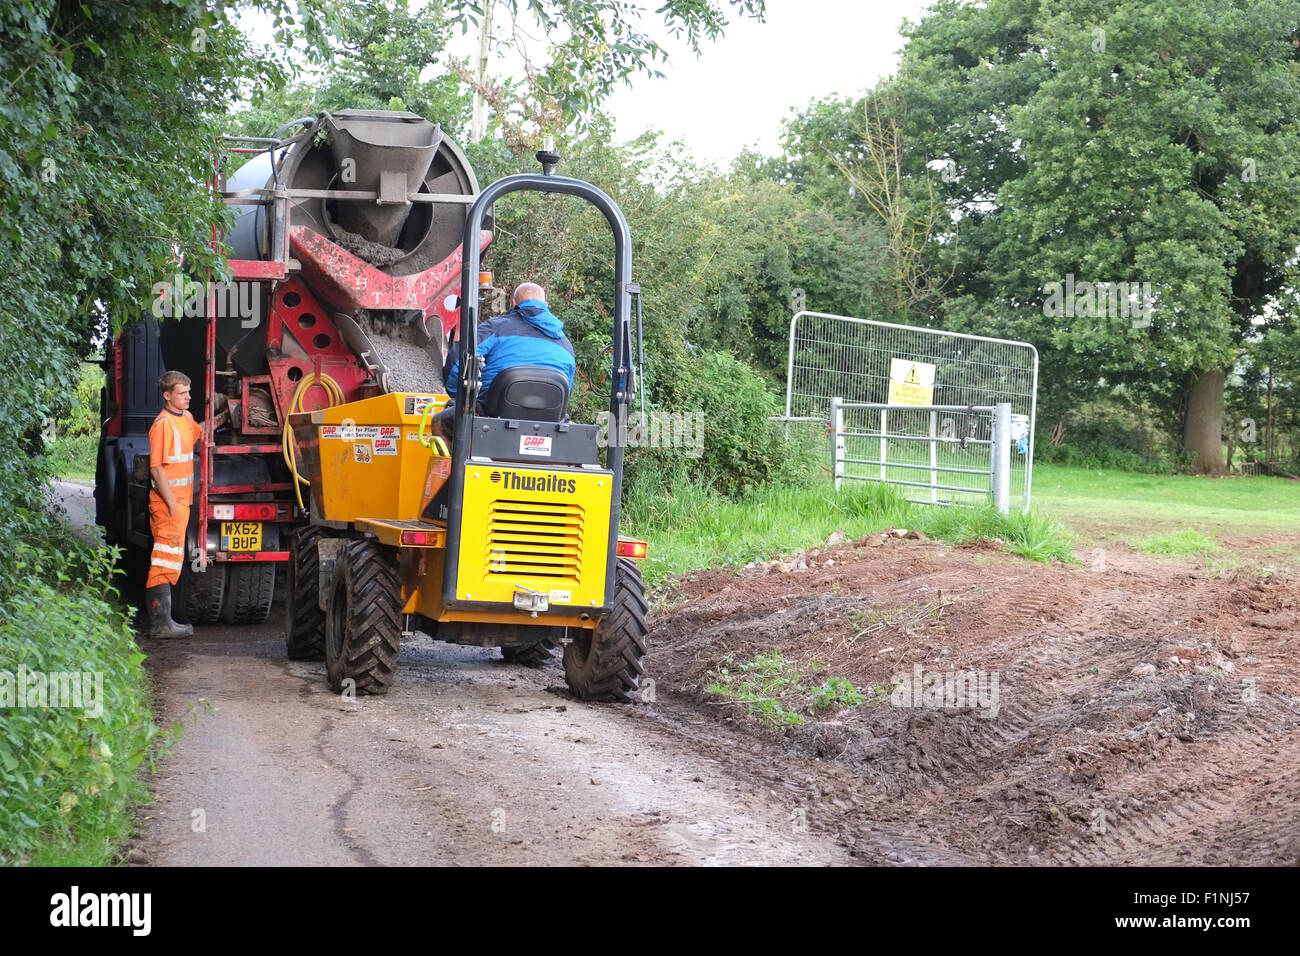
[646,534,1300,865]
[128,534,1299,866]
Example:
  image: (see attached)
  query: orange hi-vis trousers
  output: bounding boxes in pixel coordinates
[146,495,189,588]
[146,408,200,589]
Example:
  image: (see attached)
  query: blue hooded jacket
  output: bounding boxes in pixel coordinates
[446,299,576,403]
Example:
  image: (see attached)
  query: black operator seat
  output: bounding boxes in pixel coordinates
[483,365,570,422]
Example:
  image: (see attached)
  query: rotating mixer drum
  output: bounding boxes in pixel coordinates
[224,110,484,394]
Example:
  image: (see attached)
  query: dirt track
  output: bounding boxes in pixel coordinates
[136,625,848,865]
[51,461,1300,865]
[123,528,1300,867]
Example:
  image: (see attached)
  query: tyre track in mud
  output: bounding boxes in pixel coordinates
[646,537,1300,866]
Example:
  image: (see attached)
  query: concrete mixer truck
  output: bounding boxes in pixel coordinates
[95,110,488,625]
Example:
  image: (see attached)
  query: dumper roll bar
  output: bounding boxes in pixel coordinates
[441,173,634,613]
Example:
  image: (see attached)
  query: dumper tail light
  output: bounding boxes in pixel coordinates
[616,538,649,559]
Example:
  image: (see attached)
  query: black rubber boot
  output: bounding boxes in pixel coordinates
[146,584,193,639]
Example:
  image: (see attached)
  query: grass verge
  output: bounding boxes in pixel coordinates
[624,466,1074,592]
[0,534,158,865]
[1032,464,1300,542]
[49,433,98,481]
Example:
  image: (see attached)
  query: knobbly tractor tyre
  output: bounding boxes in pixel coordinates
[285,526,325,660]
[563,558,648,702]
[501,627,563,667]
[324,539,402,695]
[176,558,227,625]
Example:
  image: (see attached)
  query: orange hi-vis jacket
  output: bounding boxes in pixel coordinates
[146,408,202,588]
[148,408,203,505]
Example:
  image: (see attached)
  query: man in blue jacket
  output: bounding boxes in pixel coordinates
[446,282,576,410]
[424,282,575,521]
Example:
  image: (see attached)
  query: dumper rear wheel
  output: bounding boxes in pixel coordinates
[501,629,561,667]
[563,559,647,702]
[325,539,402,695]
[286,526,325,660]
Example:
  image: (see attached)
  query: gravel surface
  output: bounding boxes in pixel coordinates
[134,625,845,866]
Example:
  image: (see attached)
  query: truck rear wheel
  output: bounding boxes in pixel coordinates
[285,526,325,660]
[563,558,648,702]
[324,539,402,695]
[113,542,149,606]
[221,561,276,625]
[177,559,226,625]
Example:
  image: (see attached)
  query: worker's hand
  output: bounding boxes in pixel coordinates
[168,499,179,517]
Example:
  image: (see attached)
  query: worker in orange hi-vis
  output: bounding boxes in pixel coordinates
[145,370,204,638]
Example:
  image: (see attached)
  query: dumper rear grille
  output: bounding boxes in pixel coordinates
[485,499,584,582]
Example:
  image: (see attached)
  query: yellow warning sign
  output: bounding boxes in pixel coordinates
[887,358,936,406]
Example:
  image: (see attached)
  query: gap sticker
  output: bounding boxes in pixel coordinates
[520,434,553,456]
[323,425,380,441]
[372,437,398,456]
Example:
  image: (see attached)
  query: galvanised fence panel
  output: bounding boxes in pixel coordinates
[780,311,1038,510]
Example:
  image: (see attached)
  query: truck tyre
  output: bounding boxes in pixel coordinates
[221,561,276,625]
[324,539,402,695]
[177,559,227,625]
[563,558,648,702]
[285,526,325,660]
[113,542,149,607]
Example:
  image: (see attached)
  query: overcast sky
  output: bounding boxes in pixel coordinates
[602,0,936,165]
[243,1,938,163]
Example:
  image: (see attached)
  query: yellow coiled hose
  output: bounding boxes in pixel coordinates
[282,371,344,510]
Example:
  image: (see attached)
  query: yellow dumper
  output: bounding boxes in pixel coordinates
[285,168,650,701]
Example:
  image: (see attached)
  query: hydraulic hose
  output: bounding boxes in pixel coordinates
[282,371,344,511]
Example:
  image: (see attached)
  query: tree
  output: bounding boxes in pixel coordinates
[0,1,325,583]
[881,0,1300,473]
[446,1,768,122]
[789,91,954,322]
[229,0,470,140]
[1227,309,1300,473]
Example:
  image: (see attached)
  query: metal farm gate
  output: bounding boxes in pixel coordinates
[778,312,1039,511]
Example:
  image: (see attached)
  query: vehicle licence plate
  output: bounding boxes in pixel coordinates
[221,521,262,552]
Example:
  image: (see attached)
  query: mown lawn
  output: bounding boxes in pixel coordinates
[1031,464,1300,543]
